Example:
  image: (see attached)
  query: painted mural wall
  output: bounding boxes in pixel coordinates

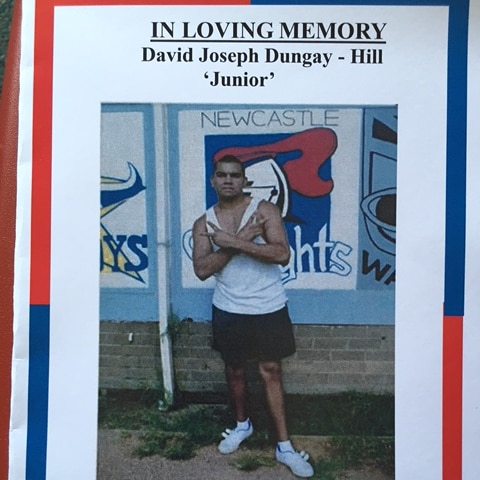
[100,104,159,320]
[100,104,396,324]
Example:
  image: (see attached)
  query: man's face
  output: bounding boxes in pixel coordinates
[211,161,247,200]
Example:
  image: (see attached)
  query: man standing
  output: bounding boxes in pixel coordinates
[192,155,314,478]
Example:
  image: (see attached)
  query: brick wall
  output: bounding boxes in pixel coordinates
[99,321,163,390]
[99,320,394,394]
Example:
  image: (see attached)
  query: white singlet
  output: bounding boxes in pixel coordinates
[206,196,287,315]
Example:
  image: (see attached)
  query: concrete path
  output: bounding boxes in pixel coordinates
[97,429,393,480]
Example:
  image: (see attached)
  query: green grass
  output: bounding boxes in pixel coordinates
[229,452,276,471]
[310,457,346,480]
[98,390,394,475]
[286,392,394,436]
[135,431,196,459]
[329,435,394,475]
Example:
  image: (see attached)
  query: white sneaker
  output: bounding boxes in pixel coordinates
[276,445,314,478]
[218,420,253,454]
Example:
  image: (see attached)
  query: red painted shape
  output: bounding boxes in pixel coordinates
[443,315,463,480]
[214,128,338,197]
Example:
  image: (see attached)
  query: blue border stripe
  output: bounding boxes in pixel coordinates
[26,305,50,480]
[444,1,469,315]
[251,0,450,5]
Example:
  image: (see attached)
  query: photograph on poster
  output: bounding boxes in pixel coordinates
[98,103,396,477]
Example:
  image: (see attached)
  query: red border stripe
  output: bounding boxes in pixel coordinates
[30,0,55,305]
[443,315,463,480]
[55,0,250,6]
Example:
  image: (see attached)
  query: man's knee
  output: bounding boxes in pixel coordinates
[226,365,246,382]
[258,361,282,382]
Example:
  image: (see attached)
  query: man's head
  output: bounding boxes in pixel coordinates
[211,155,247,200]
[213,155,246,176]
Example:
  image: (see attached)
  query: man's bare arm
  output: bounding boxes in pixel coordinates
[206,201,290,266]
[192,215,235,281]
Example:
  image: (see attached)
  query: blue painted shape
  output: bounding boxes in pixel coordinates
[204,131,332,272]
[173,287,395,325]
[26,305,50,480]
[100,163,146,209]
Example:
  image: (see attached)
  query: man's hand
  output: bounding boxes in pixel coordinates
[205,214,266,248]
[228,201,290,266]
[192,200,290,281]
[237,214,266,242]
[204,222,238,249]
[192,215,236,281]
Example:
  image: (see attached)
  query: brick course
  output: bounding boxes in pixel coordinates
[99,320,394,394]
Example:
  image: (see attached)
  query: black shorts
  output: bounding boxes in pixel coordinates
[212,305,296,366]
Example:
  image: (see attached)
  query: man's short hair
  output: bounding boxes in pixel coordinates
[213,155,246,176]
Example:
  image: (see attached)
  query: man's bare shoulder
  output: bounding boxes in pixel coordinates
[193,214,207,232]
[257,199,282,217]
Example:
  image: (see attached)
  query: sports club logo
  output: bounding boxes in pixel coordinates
[211,128,349,284]
[361,114,397,256]
[357,109,397,289]
[183,127,355,285]
[100,162,149,283]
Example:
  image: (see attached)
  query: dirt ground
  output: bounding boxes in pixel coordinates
[97,429,393,480]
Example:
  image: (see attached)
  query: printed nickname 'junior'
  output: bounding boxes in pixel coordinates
[192,155,314,478]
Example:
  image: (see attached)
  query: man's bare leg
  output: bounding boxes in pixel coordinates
[259,360,314,477]
[218,364,253,454]
[258,360,288,441]
[225,364,248,421]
